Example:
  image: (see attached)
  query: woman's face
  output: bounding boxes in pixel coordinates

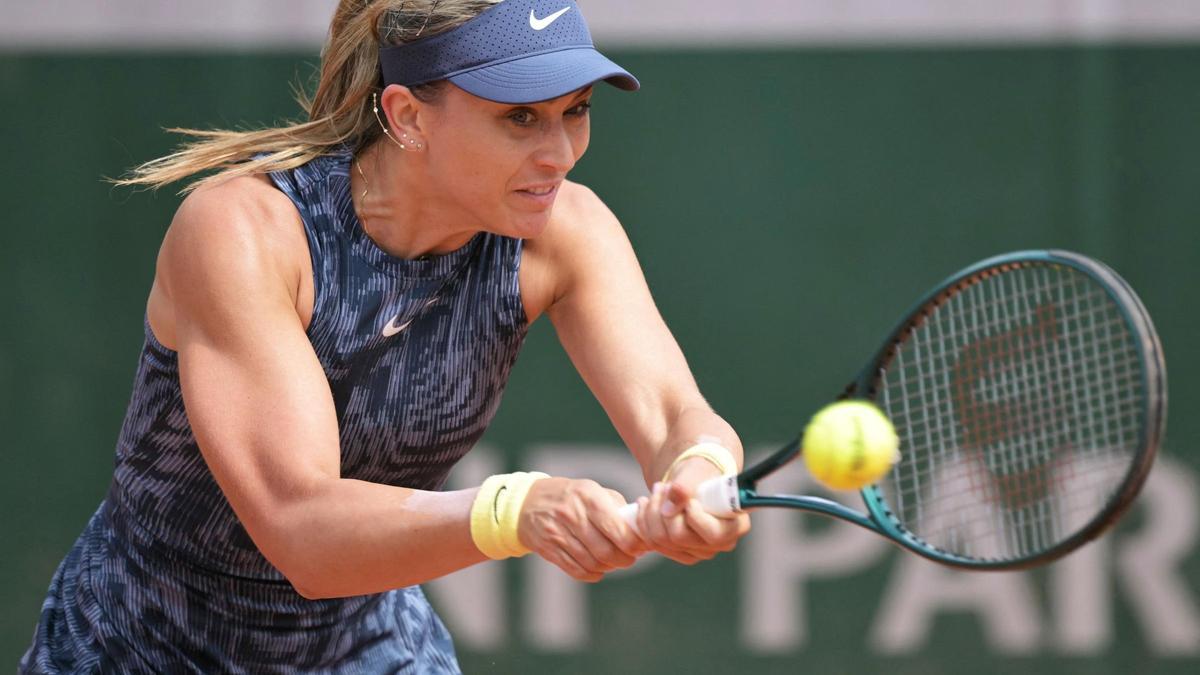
[418,84,593,239]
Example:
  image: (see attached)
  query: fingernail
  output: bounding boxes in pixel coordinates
[652,482,664,497]
[661,499,678,517]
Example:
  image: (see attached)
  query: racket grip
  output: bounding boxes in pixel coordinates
[618,475,742,535]
[618,502,640,531]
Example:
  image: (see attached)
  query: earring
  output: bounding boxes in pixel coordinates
[398,130,425,150]
[373,92,423,151]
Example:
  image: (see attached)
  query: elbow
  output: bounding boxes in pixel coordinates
[290,578,327,601]
[274,555,334,600]
[235,491,337,600]
[265,543,337,600]
[246,522,332,600]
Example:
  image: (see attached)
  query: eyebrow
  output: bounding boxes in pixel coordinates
[505,88,593,111]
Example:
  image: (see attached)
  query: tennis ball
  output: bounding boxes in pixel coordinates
[802,401,900,491]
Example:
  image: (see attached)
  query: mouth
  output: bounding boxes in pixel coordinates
[514,182,560,207]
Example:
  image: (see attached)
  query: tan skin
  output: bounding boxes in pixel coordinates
[145,82,750,597]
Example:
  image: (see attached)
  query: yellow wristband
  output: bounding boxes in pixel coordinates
[470,471,549,560]
[663,442,738,482]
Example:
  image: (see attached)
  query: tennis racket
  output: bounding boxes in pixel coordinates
[620,250,1166,570]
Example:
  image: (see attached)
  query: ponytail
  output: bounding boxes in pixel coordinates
[115,0,501,194]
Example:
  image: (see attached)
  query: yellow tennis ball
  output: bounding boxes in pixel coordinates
[802,401,900,491]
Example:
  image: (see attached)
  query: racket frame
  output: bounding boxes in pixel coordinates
[730,249,1165,570]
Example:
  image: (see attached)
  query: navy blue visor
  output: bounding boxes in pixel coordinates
[379,0,639,104]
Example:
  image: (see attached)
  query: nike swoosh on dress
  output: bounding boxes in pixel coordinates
[381,316,414,337]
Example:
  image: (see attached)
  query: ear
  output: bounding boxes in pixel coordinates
[379,83,427,147]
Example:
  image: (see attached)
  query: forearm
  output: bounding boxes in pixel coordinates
[258,478,486,599]
[642,404,743,486]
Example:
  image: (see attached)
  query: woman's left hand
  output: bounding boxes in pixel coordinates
[633,457,751,565]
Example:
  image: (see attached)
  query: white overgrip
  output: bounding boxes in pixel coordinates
[618,475,742,535]
[618,501,640,531]
[697,474,741,516]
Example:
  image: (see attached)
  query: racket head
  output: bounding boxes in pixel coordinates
[851,250,1165,569]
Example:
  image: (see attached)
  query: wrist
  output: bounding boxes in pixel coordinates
[469,471,549,560]
[662,442,738,482]
[669,456,725,488]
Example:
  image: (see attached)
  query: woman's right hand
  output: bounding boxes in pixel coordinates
[518,477,647,582]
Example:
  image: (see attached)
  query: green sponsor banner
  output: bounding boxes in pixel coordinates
[2,47,1197,672]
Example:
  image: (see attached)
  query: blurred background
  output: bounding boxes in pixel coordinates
[2,1,1198,672]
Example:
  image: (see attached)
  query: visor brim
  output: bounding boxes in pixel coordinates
[447,47,639,104]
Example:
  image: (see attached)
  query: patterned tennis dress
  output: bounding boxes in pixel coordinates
[21,148,529,673]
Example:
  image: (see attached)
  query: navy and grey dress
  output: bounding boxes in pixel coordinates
[21,148,530,673]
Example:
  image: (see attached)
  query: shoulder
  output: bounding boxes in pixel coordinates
[520,180,641,318]
[169,174,302,255]
[159,174,308,305]
[528,180,629,265]
[548,180,620,236]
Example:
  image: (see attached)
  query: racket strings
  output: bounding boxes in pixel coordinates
[876,264,1144,562]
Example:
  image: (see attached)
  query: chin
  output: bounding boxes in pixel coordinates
[506,212,553,240]
[497,199,556,239]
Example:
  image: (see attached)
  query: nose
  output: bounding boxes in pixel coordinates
[532,123,579,174]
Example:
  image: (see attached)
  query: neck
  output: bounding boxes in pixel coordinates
[351,141,477,259]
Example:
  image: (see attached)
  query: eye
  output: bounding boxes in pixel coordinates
[508,109,536,126]
[567,101,592,117]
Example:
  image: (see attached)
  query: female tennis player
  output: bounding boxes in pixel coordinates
[20,1,750,672]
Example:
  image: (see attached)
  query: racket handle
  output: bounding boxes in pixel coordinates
[618,474,742,534]
[618,501,640,530]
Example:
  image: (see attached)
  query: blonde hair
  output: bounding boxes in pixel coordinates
[116,0,503,194]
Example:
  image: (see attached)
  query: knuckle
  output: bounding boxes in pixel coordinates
[552,505,578,524]
[612,554,636,569]
[573,478,601,494]
[593,542,618,562]
[666,523,692,544]
[691,524,719,544]
[567,545,587,559]
[583,486,616,511]
[556,559,582,578]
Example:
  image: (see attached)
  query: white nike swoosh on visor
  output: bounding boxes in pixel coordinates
[381,316,413,337]
[529,7,571,30]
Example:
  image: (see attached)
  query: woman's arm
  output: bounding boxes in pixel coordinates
[160,178,485,598]
[160,177,639,597]
[540,182,751,564]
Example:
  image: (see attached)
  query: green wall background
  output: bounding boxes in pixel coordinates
[1,47,1197,672]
